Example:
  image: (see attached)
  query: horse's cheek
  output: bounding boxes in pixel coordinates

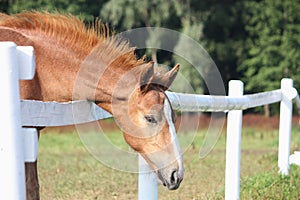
[123,132,143,152]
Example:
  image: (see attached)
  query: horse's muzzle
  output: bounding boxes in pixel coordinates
[158,167,183,190]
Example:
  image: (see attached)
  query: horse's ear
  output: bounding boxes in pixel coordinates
[0,27,34,46]
[139,61,154,93]
[154,64,180,91]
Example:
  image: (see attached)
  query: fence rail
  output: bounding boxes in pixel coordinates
[1,42,299,200]
[19,88,298,126]
[167,89,282,112]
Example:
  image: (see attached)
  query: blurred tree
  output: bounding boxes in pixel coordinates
[101,0,210,94]
[196,1,249,94]
[100,0,182,64]
[240,0,300,115]
[100,0,181,31]
[7,0,108,21]
[171,0,249,95]
[172,0,206,94]
[0,0,11,13]
[172,20,205,94]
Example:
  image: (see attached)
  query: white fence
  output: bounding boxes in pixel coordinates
[0,42,38,199]
[1,42,300,200]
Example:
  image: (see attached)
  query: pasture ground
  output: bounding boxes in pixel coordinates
[38,115,300,199]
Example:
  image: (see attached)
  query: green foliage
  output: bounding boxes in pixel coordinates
[100,0,181,30]
[6,0,107,21]
[0,0,9,13]
[240,0,300,93]
[241,165,300,199]
[172,23,206,93]
[100,0,182,64]
[198,1,249,93]
[101,0,208,94]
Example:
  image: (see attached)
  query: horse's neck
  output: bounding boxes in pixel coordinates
[74,61,138,113]
[47,46,141,116]
[72,43,140,113]
[21,35,89,102]
[2,28,138,113]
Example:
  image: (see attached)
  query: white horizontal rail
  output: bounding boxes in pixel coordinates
[21,100,111,127]
[20,88,300,127]
[166,90,283,112]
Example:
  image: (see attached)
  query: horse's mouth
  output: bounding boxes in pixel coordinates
[157,169,183,190]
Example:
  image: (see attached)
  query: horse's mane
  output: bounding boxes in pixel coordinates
[0,11,145,69]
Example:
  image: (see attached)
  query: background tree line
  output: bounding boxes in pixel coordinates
[1,0,300,116]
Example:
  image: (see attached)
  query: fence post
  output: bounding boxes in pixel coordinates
[278,78,293,175]
[0,42,26,199]
[138,154,158,200]
[225,80,244,200]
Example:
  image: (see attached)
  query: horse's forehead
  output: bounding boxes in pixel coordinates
[141,90,165,105]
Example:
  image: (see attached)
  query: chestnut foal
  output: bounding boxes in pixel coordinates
[0,12,183,199]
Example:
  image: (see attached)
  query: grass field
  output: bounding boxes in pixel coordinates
[38,124,300,199]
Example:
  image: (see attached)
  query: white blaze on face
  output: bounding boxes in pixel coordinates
[163,99,184,174]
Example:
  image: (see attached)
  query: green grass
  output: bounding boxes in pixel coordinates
[37,127,300,199]
[240,165,300,200]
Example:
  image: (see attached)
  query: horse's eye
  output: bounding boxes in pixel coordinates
[144,115,157,124]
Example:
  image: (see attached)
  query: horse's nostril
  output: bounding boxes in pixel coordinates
[170,169,178,184]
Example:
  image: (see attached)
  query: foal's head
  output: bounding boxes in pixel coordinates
[111,62,183,190]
